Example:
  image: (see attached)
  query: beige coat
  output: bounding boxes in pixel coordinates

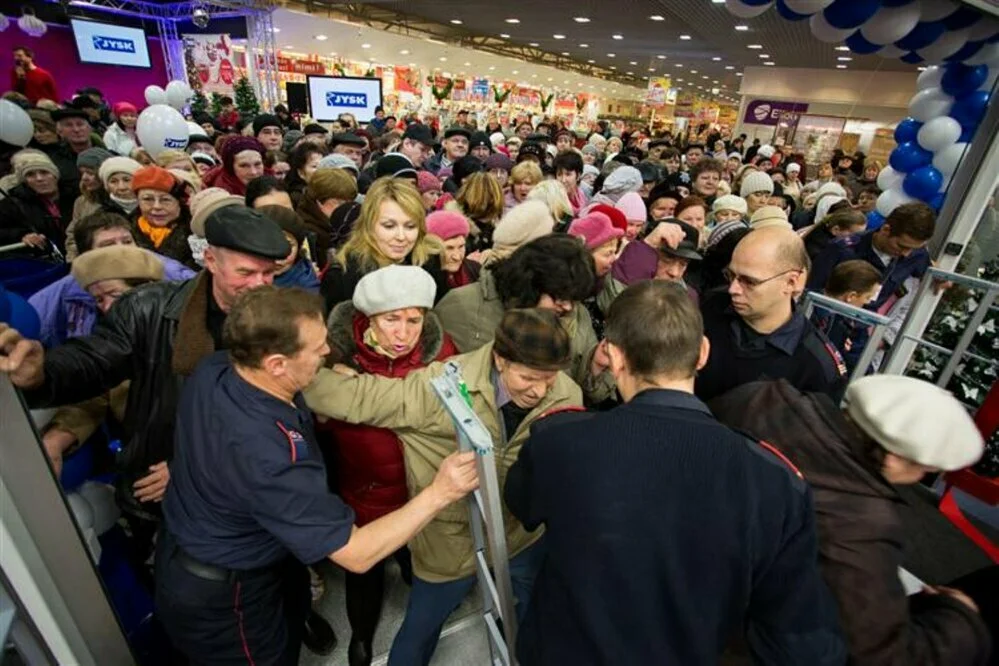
[304,343,582,582]
[433,269,615,404]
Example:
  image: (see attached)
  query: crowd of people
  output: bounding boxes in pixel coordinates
[0,46,995,666]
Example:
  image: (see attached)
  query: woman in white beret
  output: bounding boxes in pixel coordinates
[710,375,991,666]
[320,264,458,664]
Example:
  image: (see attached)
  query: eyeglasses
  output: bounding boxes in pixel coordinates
[723,268,801,289]
[139,195,179,207]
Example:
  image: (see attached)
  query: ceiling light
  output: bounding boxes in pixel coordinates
[561,51,569,55]
[836,64,847,69]
[409,63,416,67]
[690,69,698,73]
[329,51,337,56]
[675,63,683,67]
[426,38,445,45]
[650,15,665,21]
[399,49,409,55]
[512,69,518,74]
[580,43,589,48]
[489,66,495,70]
[917,66,928,71]
[626,71,634,75]
[725,65,734,70]
[837,56,852,61]
[529,42,539,47]
[747,44,762,49]
[656,54,666,59]
[564,80,569,84]
[271,27,280,33]
[677,77,684,81]
[284,45,295,49]
[463,61,471,66]
[505,18,520,23]
[734,25,749,31]
[608,53,616,57]
[553,34,566,39]
[713,79,718,83]
[612,34,624,40]
[648,68,656,72]
[610,65,617,70]
[759,54,770,58]
[531,74,537,78]
[679,34,691,40]
[450,19,462,24]
[736,72,743,76]
[314,34,327,41]
[547,77,553,81]
[835,46,850,51]
[712,0,725,3]
[587,59,595,63]
[361,43,371,49]
[629,61,637,65]
[439,57,446,61]
[574,17,590,23]
[764,61,775,66]
[500,33,510,38]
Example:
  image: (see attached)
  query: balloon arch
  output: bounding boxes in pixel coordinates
[725,0,999,226]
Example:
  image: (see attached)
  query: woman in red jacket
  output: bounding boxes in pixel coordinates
[323,264,458,666]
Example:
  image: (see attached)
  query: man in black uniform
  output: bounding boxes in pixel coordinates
[696,226,847,402]
[505,281,844,665]
[156,286,477,665]
[0,206,341,654]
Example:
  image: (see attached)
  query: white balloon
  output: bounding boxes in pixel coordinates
[967,16,999,43]
[916,116,962,152]
[918,0,959,22]
[932,141,969,175]
[78,481,120,536]
[916,27,970,63]
[877,44,907,59]
[187,121,205,137]
[809,11,855,43]
[725,0,774,19]
[782,0,834,14]
[876,165,904,191]
[165,80,192,110]
[136,104,189,158]
[964,42,999,67]
[66,493,94,530]
[876,187,917,217]
[908,87,954,122]
[916,64,944,90]
[861,3,923,46]
[0,99,34,146]
[144,85,167,106]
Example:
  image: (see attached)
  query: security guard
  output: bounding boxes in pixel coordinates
[155,286,477,666]
[695,226,846,403]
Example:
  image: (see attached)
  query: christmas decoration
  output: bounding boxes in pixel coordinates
[540,93,554,112]
[233,76,259,118]
[17,8,45,37]
[190,90,209,116]
[333,63,347,77]
[576,95,587,112]
[428,77,454,102]
[209,92,223,118]
[492,84,512,106]
[364,68,376,78]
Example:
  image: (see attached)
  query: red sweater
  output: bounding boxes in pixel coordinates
[11,66,59,104]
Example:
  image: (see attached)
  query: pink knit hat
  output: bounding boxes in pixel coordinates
[417,170,442,194]
[426,210,471,240]
[615,191,647,221]
[568,212,624,250]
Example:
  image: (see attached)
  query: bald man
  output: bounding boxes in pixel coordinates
[695,227,847,402]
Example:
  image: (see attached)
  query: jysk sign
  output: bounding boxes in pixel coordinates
[93,36,137,53]
[743,99,809,126]
[71,18,151,68]
[326,92,368,108]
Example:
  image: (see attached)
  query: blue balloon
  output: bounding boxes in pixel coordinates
[824,0,880,30]
[775,0,810,20]
[893,117,922,144]
[896,21,947,51]
[901,51,925,64]
[950,89,991,126]
[959,125,977,143]
[929,193,946,211]
[890,141,933,172]
[903,165,945,201]
[846,31,882,54]
[941,63,989,97]
[943,7,981,31]
[866,210,886,231]
[945,40,985,63]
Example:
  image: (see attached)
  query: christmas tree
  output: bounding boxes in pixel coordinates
[190,90,209,116]
[234,76,259,118]
[210,92,224,117]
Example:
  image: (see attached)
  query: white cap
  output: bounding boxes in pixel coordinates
[740,170,774,198]
[845,375,983,471]
[758,144,775,159]
[490,132,506,148]
[712,194,748,216]
[352,265,437,316]
[786,162,801,174]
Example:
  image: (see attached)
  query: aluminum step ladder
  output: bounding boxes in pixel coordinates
[430,362,518,666]
[801,291,893,383]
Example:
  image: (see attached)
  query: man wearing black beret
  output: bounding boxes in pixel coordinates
[329,132,367,171]
[252,114,284,152]
[426,127,470,175]
[0,204,341,657]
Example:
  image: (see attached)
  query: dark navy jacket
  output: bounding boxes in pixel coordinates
[505,389,846,666]
[163,351,354,569]
[807,231,930,311]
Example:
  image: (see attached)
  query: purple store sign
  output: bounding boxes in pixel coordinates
[743,99,810,126]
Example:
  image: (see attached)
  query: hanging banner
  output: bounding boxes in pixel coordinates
[183,33,236,95]
[645,76,672,107]
[471,78,490,103]
[674,93,695,118]
[743,99,810,126]
[394,66,421,94]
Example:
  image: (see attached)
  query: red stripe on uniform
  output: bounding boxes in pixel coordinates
[758,440,805,481]
[233,582,257,666]
[275,421,297,463]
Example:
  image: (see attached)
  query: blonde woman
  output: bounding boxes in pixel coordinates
[320,178,446,310]
[450,172,504,253]
[527,179,574,231]
[505,161,543,211]
[155,149,203,190]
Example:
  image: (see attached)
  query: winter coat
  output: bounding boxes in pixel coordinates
[63,197,134,261]
[133,215,197,271]
[710,380,993,666]
[323,301,457,525]
[0,183,76,253]
[304,342,583,582]
[202,166,248,197]
[28,253,195,348]
[273,256,320,292]
[23,273,222,521]
[102,123,138,157]
[296,195,337,269]
[320,251,449,313]
[434,269,616,404]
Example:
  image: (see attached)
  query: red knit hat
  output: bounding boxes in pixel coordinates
[131,165,178,194]
[568,212,624,250]
[589,203,628,233]
[221,136,265,173]
[426,210,470,241]
[112,102,137,117]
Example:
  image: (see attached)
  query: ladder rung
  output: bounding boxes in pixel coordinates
[483,611,511,665]
[476,550,504,616]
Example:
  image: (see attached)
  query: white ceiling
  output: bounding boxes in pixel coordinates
[265,8,657,101]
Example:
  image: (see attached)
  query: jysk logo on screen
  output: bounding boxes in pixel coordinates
[93,36,137,53]
[326,91,367,108]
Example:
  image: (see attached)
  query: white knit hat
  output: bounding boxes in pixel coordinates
[740,170,774,198]
[712,194,748,216]
[749,205,790,231]
[845,375,983,471]
[12,150,59,182]
[494,200,554,250]
[352,265,437,316]
[601,166,642,197]
[815,195,847,225]
[98,156,142,188]
[815,181,848,200]
[757,144,775,159]
[490,132,506,148]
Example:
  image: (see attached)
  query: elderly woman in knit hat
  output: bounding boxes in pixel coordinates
[613,191,647,241]
[186,187,244,267]
[256,204,320,292]
[0,150,75,253]
[316,263,459,663]
[305,306,580,665]
[63,156,143,261]
[568,211,625,337]
[131,165,196,268]
[28,109,60,148]
[426,210,481,289]
[202,136,266,196]
[39,245,166,475]
[103,102,140,157]
[587,165,642,210]
[72,147,114,224]
[417,171,443,213]
[740,170,775,216]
